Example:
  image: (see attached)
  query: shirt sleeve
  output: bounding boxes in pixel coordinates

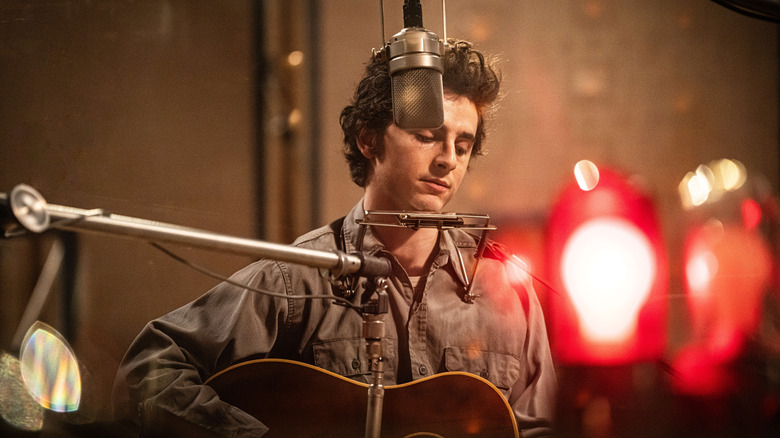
[112,260,291,437]
[510,279,558,437]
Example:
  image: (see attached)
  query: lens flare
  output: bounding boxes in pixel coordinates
[19,322,81,413]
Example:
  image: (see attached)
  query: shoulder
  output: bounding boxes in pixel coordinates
[481,239,515,262]
[472,236,539,300]
[290,218,343,250]
[223,219,342,285]
[446,228,514,263]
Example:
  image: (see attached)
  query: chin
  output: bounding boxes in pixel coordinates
[411,198,448,212]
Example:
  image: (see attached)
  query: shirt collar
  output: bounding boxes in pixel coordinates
[341,199,479,288]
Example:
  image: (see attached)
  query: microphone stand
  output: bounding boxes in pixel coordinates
[360,278,389,438]
[1,184,390,279]
[2,184,393,436]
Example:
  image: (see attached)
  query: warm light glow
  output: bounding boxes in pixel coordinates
[678,173,694,209]
[685,250,718,297]
[680,170,712,208]
[583,0,604,18]
[689,166,714,206]
[288,108,303,127]
[715,158,746,191]
[572,67,607,98]
[672,346,735,396]
[679,159,748,209]
[19,322,81,413]
[286,50,304,66]
[505,254,533,287]
[680,221,773,390]
[561,217,656,343]
[574,160,600,191]
[741,198,762,230]
[547,167,666,364]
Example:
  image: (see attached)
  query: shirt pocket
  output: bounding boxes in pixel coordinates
[443,346,522,393]
[312,338,396,382]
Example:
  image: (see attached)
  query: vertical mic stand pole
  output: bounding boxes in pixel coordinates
[361,277,389,438]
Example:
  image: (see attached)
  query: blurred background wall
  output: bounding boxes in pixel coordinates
[0,0,778,436]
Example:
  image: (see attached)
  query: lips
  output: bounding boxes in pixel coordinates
[421,178,450,192]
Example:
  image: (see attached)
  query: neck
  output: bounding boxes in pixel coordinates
[373,226,439,277]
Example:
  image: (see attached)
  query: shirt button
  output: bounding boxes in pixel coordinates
[351,359,361,370]
[418,364,428,375]
[480,369,489,379]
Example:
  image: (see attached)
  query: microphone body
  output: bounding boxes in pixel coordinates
[387,27,445,130]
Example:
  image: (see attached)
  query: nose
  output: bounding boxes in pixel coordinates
[434,141,458,172]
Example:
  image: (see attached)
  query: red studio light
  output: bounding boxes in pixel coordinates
[674,218,772,395]
[546,167,667,365]
[684,219,772,356]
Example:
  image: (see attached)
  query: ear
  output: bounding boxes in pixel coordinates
[356,128,377,159]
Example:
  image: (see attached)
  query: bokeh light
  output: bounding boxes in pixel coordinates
[679,159,747,209]
[546,167,667,364]
[561,217,656,343]
[574,160,600,191]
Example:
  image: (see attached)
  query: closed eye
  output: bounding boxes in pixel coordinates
[415,134,435,144]
[456,140,474,157]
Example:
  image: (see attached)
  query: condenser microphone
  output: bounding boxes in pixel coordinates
[386,0,445,130]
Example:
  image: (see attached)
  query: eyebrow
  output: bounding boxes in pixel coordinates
[418,125,476,142]
[459,132,476,141]
[455,131,476,143]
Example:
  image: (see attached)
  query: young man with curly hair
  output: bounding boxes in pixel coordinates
[113,39,556,437]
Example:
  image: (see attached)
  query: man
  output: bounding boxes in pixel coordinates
[113,39,556,437]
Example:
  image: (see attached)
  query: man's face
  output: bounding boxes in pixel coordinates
[361,94,479,212]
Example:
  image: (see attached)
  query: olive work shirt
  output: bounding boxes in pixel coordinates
[112,201,557,437]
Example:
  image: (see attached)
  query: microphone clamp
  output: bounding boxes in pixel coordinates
[386,27,446,76]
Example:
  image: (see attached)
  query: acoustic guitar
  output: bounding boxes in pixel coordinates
[206,358,519,438]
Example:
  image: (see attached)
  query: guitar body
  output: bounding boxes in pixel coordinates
[206,358,519,438]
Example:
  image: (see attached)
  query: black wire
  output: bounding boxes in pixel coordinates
[149,242,362,313]
[711,0,780,22]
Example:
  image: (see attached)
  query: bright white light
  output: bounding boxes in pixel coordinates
[715,158,746,192]
[574,160,600,191]
[505,254,533,287]
[687,169,712,206]
[685,250,718,297]
[562,217,656,343]
[680,160,748,210]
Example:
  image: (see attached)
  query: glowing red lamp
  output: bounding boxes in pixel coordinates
[546,166,667,364]
[673,217,772,395]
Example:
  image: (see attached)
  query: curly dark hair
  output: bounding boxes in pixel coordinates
[340,39,501,187]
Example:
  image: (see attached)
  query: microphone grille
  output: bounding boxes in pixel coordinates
[391,68,444,129]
